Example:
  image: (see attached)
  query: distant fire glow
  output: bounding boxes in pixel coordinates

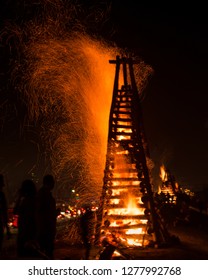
[160,164,168,182]
[158,164,177,202]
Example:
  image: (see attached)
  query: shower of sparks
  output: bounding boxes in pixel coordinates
[2,0,153,205]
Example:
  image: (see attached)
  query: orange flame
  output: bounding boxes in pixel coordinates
[159,164,167,182]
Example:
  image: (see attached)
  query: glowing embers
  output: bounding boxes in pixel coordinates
[118,114,131,119]
[120,237,149,247]
[116,150,129,155]
[110,190,143,201]
[113,172,138,178]
[116,135,131,140]
[107,197,145,216]
[118,102,131,107]
[112,181,140,187]
[102,151,150,247]
[116,121,132,126]
[116,96,132,102]
[103,220,149,247]
[116,128,132,133]
[114,106,131,112]
[112,126,133,141]
[110,219,146,227]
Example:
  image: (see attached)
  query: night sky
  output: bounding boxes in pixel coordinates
[109,2,208,189]
[1,1,208,200]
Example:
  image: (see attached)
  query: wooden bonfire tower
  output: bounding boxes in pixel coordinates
[96,56,170,248]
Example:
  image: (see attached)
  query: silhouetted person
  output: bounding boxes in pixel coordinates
[36,175,57,259]
[0,174,10,255]
[80,205,96,259]
[14,179,37,258]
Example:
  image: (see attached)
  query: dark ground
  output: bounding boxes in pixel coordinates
[1,208,208,260]
[53,223,208,260]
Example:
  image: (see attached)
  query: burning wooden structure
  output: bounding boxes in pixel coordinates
[96,56,171,248]
[159,165,179,203]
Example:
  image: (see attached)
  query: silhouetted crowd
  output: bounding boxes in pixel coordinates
[2,172,207,260]
[0,174,57,259]
[0,173,97,260]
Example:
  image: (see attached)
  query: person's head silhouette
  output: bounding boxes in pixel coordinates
[43,175,55,191]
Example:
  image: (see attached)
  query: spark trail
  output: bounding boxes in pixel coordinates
[4,0,153,203]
